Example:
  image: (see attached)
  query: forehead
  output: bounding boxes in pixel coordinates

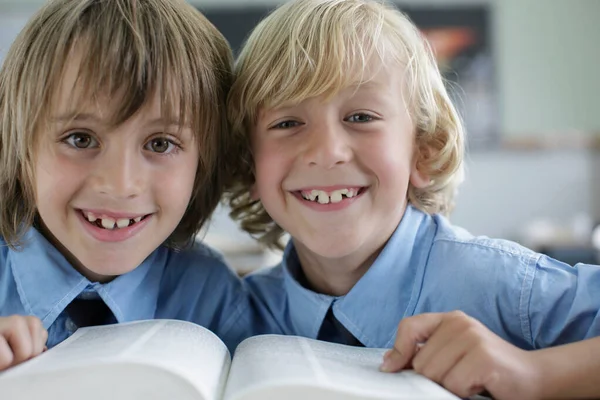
[263,59,406,112]
[48,49,182,128]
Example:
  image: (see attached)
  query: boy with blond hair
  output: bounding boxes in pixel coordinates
[226,0,600,398]
[0,0,279,371]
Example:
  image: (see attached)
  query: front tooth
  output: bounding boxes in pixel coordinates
[101,218,116,230]
[317,190,329,204]
[330,191,343,203]
[116,218,130,229]
[86,212,97,222]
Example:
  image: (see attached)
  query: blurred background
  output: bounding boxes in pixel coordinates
[1,0,599,273]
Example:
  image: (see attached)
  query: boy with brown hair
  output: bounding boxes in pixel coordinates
[0,0,278,371]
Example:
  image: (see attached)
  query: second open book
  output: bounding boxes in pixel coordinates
[0,319,459,400]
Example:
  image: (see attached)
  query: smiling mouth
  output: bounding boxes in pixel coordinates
[79,210,152,230]
[296,187,367,204]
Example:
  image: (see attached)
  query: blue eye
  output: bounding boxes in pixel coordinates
[64,132,99,149]
[346,113,374,123]
[144,137,178,154]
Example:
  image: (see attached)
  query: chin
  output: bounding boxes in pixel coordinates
[83,255,143,279]
[304,236,365,260]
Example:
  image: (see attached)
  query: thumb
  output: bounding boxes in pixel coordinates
[381,348,409,372]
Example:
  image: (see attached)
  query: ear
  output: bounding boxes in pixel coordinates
[410,166,430,189]
[410,144,431,189]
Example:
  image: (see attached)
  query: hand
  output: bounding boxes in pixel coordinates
[380,311,543,399]
[0,315,48,371]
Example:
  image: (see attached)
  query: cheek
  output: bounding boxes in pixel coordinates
[365,135,414,184]
[253,142,286,197]
[34,152,82,201]
[160,153,199,209]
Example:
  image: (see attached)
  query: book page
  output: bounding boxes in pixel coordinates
[223,335,458,400]
[0,320,231,400]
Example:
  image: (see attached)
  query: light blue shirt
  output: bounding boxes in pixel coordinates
[0,228,281,352]
[245,205,600,350]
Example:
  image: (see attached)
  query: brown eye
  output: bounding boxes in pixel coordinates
[64,133,97,149]
[271,120,302,130]
[346,113,374,123]
[146,138,173,153]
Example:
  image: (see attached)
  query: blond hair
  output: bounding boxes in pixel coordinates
[0,0,233,249]
[227,0,465,249]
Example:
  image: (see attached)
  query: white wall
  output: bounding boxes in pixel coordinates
[453,150,599,239]
[496,0,600,137]
[0,11,28,61]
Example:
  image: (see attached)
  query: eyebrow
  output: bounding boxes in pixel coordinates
[49,112,189,128]
[349,80,387,92]
[49,112,102,124]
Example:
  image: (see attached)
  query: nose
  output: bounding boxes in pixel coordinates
[302,120,352,169]
[92,147,145,199]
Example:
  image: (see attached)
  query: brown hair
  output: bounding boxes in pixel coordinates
[0,0,233,249]
[227,0,464,249]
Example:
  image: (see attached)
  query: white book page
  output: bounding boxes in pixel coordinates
[1,320,231,400]
[223,335,458,400]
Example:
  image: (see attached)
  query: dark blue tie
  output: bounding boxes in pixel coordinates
[317,307,364,347]
[65,297,116,328]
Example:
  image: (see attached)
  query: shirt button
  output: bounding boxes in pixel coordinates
[65,318,78,332]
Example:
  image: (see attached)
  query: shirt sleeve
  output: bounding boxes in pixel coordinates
[526,255,600,349]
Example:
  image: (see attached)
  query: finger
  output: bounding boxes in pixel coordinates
[4,317,34,365]
[26,317,47,356]
[382,313,446,372]
[381,344,420,372]
[0,337,14,371]
[381,348,405,372]
[413,340,467,383]
[412,313,474,381]
[441,347,490,398]
[26,317,47,357]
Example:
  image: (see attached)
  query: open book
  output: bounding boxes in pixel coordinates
[0,319,458,400]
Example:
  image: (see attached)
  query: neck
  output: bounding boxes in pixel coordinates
[37,218,116,283]
[291,202,408,297]
[293,238,384,297]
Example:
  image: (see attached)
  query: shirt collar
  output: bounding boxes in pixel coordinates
[282,245,334,339]
[282,205,435,347]
[9,227,164,328]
